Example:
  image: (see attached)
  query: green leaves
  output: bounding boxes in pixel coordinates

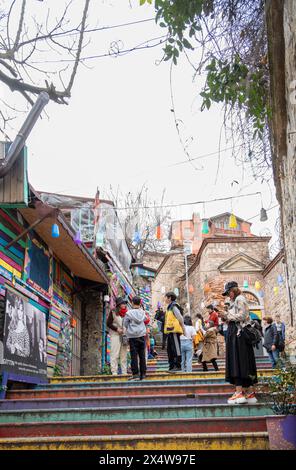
[139,0,152,5]
[153,0,269,140]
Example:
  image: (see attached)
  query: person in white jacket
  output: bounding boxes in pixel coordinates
[106,297,128,376]
[194,313,206,357]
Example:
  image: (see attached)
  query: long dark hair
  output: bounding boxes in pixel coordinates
[184,315,193,326]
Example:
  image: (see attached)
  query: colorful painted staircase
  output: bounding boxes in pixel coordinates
[0,351,276,450]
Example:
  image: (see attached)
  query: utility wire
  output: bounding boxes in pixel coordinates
[166,143,245,168]
[246,204,279,221]
[100,191,262,211]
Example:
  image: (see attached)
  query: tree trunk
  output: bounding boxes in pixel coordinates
[266,0,296,330]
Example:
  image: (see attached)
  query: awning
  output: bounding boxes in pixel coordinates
[19,207,108,284]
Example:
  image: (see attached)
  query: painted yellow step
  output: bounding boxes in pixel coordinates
[0,432,269,450]
[50,369,273,384]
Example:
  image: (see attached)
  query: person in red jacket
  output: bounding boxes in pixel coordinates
[206,304,219,328]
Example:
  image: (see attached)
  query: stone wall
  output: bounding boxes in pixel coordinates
[282,0,296,331]
[142,252,166,271]
[263,253,295,355]
[152,253,185,312]
[175,238,270,355]
[81,289,103,375]
[185,239,270,316]
[266,0,296,339]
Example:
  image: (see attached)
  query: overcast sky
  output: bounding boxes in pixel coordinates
[1,0,280,253]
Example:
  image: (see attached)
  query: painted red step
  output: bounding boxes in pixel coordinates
[6,383,249,400]
[0,416,268,438]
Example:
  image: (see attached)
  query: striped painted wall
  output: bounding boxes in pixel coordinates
[0,209,76,379]
[0,208,25,281]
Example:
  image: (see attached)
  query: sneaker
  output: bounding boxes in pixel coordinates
[128,375,140,381]
[168,367,182,374]
[140,375,146,381]
[246,392,258,404]
[227,392,247,405]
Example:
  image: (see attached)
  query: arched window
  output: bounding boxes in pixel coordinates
[242,291,260,306]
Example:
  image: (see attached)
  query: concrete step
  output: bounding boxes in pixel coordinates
[35,378,231,389]
[0,403,274,424]
[146,364,272,371]
[0,432,270,450]
[0,392,267,410]
[0,416,269,438]
[147,358,269,364]
[49,369,274,384]
[7,382,264,400]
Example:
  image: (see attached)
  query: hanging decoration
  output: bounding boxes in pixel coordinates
[96,231,104,247]
[70,317,77,328]
[156,224,162,240]
[260,193,268,222]
[229,213,237,229]
[161,286,166,294]
[243,280,249,289]
[201,301,205,308]
[133,225,141,244]
[51,223,60,238]
[202,220,209,234]
[74,230,82,245]
[125,284,132,296]
[204,283,210,294]
[273,286,279,295]
[174,287,179,296]
[188,284,194,294]
[260,207,268,222]
[255,280,261,291]
[259,290,264,298]
[277,274,284,286]
[202,202,209,234]
[156,216,162,240]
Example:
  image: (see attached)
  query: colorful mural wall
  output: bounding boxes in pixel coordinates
[0,208,77,382]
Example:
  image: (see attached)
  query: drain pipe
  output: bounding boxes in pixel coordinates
[0,91,49,177]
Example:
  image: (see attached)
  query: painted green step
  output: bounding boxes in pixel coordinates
[0,403,274,424]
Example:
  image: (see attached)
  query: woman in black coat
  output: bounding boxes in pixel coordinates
[220,281,258,405]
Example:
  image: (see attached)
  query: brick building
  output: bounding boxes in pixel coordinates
[152,212,295,355]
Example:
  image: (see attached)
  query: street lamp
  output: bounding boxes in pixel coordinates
[0,92,49,177]
[169,241,192,317]
[183,241,192,317]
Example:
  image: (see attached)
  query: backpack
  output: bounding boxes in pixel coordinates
[274,325,285,352]
[172,302,184,316]
[241,321,262,347]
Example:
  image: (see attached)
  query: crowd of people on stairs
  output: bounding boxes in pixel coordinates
[106,280,286,401]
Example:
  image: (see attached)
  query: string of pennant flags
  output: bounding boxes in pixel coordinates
[47,190,272,244]
[157,274,285,303]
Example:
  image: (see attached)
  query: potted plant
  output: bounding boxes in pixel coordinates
[259,359,296,449]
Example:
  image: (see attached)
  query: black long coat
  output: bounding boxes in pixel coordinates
[225,321,258,386]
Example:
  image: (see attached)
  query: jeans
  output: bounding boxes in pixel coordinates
[181,339,193,372]
[223,330,228,343]
[268,349,280,368]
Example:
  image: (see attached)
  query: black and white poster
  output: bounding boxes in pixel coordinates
[1,289,47,381]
